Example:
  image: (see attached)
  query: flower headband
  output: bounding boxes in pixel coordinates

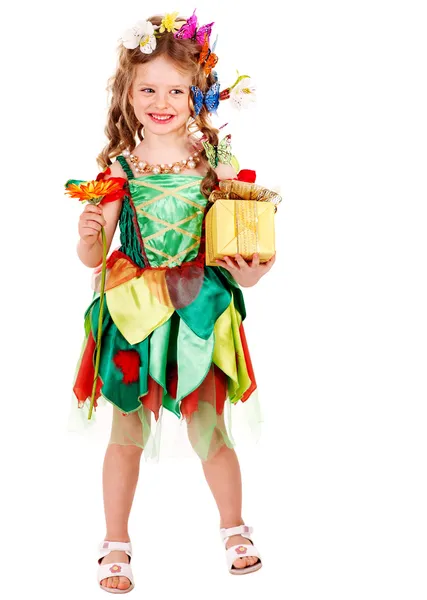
[120,10,256,113]
[120,10,213,54]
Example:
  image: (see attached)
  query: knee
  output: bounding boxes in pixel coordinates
[110,408,145,446]
[107,442,144,456]
[200,443,226,464]
[188,425,228,462]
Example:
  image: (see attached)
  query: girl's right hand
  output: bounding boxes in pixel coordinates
[78,203,106,246]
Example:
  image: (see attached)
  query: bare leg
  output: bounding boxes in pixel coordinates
[99,409,144,591]
[184,381,260,571]
[201,440,259,570]
[185,395,259,571]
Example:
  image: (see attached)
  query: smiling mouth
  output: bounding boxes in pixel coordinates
[149,113,175,123]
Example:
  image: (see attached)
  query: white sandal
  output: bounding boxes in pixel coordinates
[220,525,262,575]
[97,540,135,594]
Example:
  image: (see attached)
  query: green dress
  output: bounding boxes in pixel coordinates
[72,155,259,460]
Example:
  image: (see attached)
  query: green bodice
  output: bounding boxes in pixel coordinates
[116,155,208,269]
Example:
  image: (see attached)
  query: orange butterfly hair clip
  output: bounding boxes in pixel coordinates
[198,34,218,76]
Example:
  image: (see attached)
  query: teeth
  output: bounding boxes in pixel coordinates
[151,114,172,121]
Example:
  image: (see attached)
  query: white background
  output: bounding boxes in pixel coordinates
[2,0,427,598]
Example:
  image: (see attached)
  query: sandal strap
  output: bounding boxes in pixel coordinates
[97,562,134,585]
[98,540,133,562]
[220,525,253,544]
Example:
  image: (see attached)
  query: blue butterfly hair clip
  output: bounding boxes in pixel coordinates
[191,82,220,116]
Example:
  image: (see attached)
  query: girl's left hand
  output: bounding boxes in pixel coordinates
[216,253,276,287]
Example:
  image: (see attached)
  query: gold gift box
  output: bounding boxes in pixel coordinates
[205,181,281,267]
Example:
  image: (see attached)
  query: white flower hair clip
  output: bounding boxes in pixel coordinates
[220,73,256,110]
[120,20,159,54]
[120,13,187,54]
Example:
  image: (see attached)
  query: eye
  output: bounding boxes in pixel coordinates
[140,88,154,93]
[171,89,184,95]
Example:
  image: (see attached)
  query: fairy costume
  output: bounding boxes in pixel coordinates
[71,155,260,461]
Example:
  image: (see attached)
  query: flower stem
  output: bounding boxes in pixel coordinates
[88,226,107,420]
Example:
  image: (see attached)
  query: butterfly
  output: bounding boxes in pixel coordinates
[191,82,220,115]
[202,135,234,169]
[198,34,218,76]
[174,9,214,44]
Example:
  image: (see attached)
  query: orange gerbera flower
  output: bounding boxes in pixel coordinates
[65,171,127,205]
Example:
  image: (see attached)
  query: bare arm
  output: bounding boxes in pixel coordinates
[76,161,128,268]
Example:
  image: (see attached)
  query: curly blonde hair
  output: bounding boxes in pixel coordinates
[97,14,219,198]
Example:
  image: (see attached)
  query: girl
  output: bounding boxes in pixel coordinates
[71,11,276,593]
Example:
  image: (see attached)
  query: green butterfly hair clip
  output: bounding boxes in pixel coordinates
[202,134,240,172]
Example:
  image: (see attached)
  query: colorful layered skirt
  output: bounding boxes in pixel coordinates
[71,249,261,461]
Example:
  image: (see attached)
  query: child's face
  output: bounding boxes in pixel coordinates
[129,55,193,137]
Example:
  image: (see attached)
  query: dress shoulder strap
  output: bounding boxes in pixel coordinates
[115,155,134,180]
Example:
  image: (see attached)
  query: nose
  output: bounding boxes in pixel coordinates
[154,92,168,110]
